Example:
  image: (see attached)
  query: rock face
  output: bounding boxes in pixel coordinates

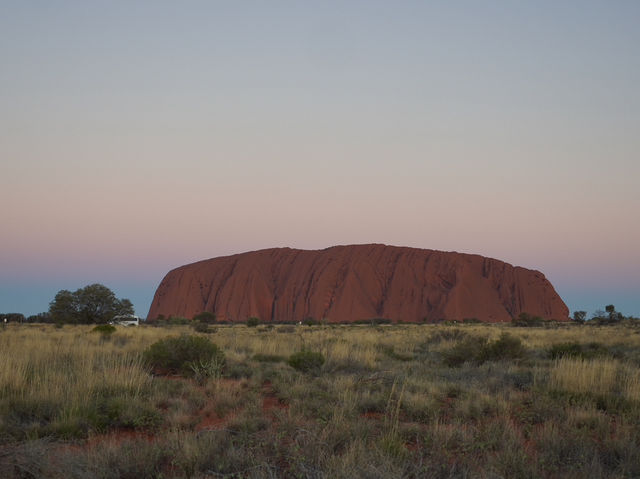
[147,244,569,323]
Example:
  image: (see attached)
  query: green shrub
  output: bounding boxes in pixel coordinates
[443,333,526,367]
[287,350,325,373]
[88,397,163,432]
[512,312,546,327]
[548,342,584,359]
[442,335,488,367]
[92,324,116,336]
[462,318,482,324]
[224,360,253,379]
[353,318,393,325]
[548,341,610,360]
[189,358,224,384]
[277,325,296,333]
[380,346,414,362]
[252,353,287,363]
[153,316,190,326]
[143,335,225,376]
[192,311,216,323]
[192,321,214,333]
[481,333,527,362]
[246,317,260,327]
[427,329,468,344]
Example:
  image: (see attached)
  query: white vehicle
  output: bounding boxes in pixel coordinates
[111,315,140,326]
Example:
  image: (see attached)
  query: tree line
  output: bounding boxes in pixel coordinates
[2,286,638,325]
[2,284,134,324]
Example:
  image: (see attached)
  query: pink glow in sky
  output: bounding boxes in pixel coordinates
[1,1,639,317]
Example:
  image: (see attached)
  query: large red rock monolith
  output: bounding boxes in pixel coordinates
[147,244,568,323]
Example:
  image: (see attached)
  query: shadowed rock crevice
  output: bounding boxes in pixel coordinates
[147,244,569,323]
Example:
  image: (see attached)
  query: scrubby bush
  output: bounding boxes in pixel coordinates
[481,333,526,361]
[277,325,296,333]
[88,397,163,432]
[191,321,214,334]
[253,353,287,363]
[548,342,583,359]
[443,333,526,367]
[287,350,325,373]
[548,341,610,360]
[152,316,190,326]
[246,317,260,327]
[442,335,489,367]
[512,312,546,327]
[143,335,225,376]
[462,318,482,324]
[353,318,393,325]
[224,360,253,379]
[193,311,216,323]
[189,358,224,384]
[380,345,414,362]
[427,329,468,344]
[92,324,116,336]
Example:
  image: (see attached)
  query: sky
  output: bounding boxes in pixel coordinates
[1,1,639,319]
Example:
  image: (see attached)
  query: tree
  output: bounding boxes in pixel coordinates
[572,311,587,324]
[0,313,25,323]
[49,284,134,324]
[604,304,623,322]
[27,312,52,323]
[49,290,78,323]
[193,311,217,324]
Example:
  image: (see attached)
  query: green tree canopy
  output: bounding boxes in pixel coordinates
[49,284,134,324]
[572,311,587,323]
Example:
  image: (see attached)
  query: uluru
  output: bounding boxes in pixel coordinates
[147,244,569,323]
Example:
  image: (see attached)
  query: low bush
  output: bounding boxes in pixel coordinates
[380,346,414,362]
[246,317,260,327]
[92,324,116,336]
[353,318,393,325]
[548,341,610,360]
[166,317,190,325]
[88,397,163,433]
[253,353,287,363]
[151,316,190,326]
[224,360,253,379]
[462,318,482,324]
[189,358,224,384]
[192,311,216,323]
[191,321,215,334]
[277,325,296,333]
[143,335,225,376]
[481,333,527,362]
[443,333,526,367]
[442,335,488,367]
[427,329,468,344]
[548,342,584,359]
[512,312,546,327]
[287,350,325,373]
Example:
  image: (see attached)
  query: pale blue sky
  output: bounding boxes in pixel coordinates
[1,1,639,317]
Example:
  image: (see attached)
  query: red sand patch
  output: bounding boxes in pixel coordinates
[196,411,236,431]
[361,411,384,420]
[86,429,155,448]
[262,395,287,411]
[261,381,288,423]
